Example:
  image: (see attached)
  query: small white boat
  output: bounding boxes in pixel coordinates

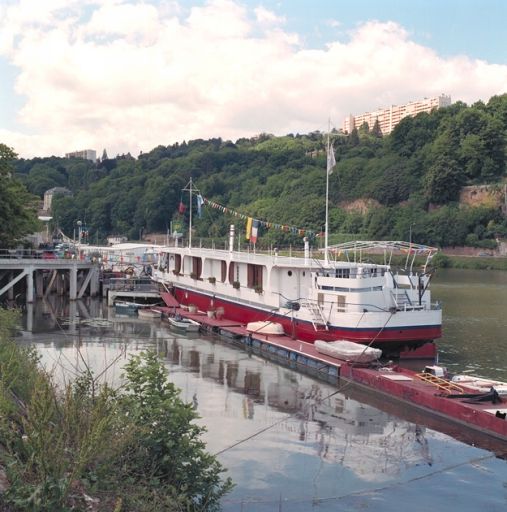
[246,321,285,335]
[168,316,200,332]
[314,339,382,363]
[452,375,507,395]
[138,308,162,319]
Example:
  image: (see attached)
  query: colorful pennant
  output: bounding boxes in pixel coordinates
[202,197,315,238]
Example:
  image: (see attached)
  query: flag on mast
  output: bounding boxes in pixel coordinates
[250,219,260,244]
[327,144,336,175]
[196,194,204,218]
[245,217,253,240]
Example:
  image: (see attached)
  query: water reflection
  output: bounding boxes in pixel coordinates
[432,268,507,381]
[16,289,507,512]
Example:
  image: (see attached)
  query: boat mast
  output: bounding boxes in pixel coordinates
[189,177,192,248]
[183,178,194,249]
[324,122,330,266]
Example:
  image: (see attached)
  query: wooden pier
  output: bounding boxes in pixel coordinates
[0,253,99,303]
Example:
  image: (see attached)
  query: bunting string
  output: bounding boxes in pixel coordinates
[202,197,317,238]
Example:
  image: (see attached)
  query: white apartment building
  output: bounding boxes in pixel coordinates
[65,149,97,162]
[344,94,452,135]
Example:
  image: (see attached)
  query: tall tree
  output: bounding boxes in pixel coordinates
[371,118,382,137]
[0,144,40,246]
[423,155,463,204]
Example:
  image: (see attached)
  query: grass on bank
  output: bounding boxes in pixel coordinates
[0,309,233,511]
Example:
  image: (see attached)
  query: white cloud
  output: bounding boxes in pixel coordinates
[254,6,285,26]
[0,1,506,158]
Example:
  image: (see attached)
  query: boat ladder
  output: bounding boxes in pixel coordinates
[416,373,464,394]
[301,301,328,331]
[391,291,412,308]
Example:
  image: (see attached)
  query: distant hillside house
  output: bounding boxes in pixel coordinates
[344,94,452,136]
[43,187,72,211]
[65,149,97,162]
[107,235,128,246]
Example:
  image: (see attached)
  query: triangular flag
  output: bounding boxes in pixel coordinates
[196,194,204,218]
[327,143,336,175]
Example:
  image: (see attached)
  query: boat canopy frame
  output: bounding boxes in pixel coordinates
[325,241,439,272]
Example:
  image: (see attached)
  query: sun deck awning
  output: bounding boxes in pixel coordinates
[324,241,439,270]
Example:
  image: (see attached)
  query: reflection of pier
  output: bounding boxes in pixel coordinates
[0,255,99,303]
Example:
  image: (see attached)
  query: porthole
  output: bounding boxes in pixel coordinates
[288,271,292,276]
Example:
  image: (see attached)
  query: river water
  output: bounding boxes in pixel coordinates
[16,268,507,511]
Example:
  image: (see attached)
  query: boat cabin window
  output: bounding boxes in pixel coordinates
[221,260,227,282]
[228,262,236,284]
[247,264,263,289]
[317,293,324,307]
[317,268,351,279]
[192,257,202,279]
[336,295,346,312]
[174,254,181,274]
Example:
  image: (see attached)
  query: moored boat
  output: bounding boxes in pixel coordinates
[315,339,382,363]
[167,315,200,332]
[246,321,285,335]
[153,238,441,355]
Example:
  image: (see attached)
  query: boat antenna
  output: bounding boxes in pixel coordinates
[324,120,336,266]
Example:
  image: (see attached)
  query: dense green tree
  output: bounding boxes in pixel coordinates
[25,163,67,196]
[348,127,360,146]
[371,118,382,138]
[423,156,464,204]
[0,144,40,246]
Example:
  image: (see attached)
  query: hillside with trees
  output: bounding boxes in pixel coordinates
[10,94,507,249]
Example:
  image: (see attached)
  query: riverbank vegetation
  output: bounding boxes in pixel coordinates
[0,309,232,511]
[5,94,507,249]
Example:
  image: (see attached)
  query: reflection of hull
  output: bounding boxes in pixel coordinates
[162,334,435,476]
[114,301,139,316]
[170,287,440,352]
[137,308,161,319]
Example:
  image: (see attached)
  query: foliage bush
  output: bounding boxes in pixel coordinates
[429,252,451,268]
[0,309,232,511]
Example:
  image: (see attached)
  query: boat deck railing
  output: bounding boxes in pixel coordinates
[106,277,158,292]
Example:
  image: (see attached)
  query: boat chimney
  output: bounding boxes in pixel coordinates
[304,237,309,266]
[229,225,235,254]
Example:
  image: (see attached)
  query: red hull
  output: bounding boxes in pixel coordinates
[165,288,441,353]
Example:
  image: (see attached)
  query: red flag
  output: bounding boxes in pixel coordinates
[250,219,260,244]
[178,201,186,214]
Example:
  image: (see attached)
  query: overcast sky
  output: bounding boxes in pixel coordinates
[1,0,506,158]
